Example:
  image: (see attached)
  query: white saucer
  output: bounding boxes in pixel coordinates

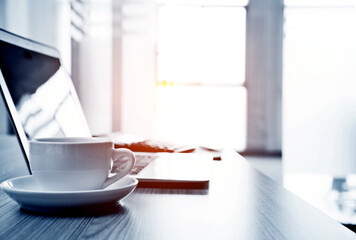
[0,175,138,213]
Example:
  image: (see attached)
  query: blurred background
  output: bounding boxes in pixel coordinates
[2,0,356,225]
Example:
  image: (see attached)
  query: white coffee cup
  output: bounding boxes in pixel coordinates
[29,137,136,191]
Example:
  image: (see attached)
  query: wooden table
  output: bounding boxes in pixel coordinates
[0,135,355,239]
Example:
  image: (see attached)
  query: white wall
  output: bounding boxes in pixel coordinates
[121,1,156,139]
[70,0,113,136]
[77,1,113,135]
[283,6,356,176]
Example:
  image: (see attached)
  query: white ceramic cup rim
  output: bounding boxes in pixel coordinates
[29,137,112,145]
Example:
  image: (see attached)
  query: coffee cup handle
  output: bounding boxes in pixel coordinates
[101,148,136,189]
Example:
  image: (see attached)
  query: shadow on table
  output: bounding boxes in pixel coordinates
[20,201,126,217]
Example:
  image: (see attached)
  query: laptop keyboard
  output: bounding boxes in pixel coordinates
[130,154,159,175]
[115,140,196,153]
[117,140,195,175]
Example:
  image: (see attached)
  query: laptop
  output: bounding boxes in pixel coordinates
[0,28,211,189]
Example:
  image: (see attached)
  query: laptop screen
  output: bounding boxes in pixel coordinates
[0,32,91,140]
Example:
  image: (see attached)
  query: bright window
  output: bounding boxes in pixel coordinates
[154,3,247,150]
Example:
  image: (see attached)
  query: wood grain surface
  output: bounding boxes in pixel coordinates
[0,135,355,239]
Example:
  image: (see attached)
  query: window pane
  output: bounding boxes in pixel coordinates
[154,5,246,150]
[153,86,246,150]
[157,6,246,85]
